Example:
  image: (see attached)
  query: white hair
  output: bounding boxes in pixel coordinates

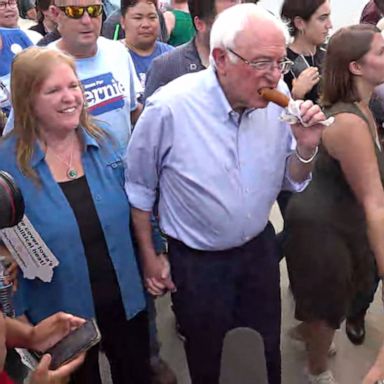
[209,3,290,67]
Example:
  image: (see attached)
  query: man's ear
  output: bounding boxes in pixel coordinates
[120,15,125,31]
[212,47,228,75]
[49,5,59,20]
[194,16,206,33]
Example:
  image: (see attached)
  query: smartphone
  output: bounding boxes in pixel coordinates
[44,318,101,370]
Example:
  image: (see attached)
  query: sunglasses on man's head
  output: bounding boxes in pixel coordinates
[57,4,102,19]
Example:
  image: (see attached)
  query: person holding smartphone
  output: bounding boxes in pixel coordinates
[280,0,332,103]
[0,312,86,384]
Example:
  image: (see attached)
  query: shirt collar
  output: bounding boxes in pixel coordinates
[204,66,255,124]
[30,127,100,168]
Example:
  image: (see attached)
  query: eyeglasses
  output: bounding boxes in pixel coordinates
[227,48,293,75]
[0,0,17,10]
[57,4,103,19]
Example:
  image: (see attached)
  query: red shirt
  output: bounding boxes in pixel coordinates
[0,372,14,384]
[360,0,383,25]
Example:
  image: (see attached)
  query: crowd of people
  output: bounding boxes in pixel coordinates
[1,0,384,384]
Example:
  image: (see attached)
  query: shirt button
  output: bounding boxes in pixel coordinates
[109,245,116,253]
[95,195,102,201]
[111,163,118,168]
[243,236,250,242]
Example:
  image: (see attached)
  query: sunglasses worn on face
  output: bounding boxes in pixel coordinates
[58,4,102,19]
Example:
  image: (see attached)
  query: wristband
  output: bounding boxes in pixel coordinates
[295,146,319,164]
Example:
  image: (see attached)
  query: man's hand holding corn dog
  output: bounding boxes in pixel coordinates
[259,87,328,182]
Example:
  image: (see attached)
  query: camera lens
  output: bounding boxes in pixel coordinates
[0,171,24,229]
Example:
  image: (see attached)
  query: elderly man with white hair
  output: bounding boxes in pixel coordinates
[124,3,326,384]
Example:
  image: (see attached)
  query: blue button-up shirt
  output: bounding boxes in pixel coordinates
[125,67,309,251]
[0,129,146,324]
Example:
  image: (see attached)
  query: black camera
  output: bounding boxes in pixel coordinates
[0,171,24,229]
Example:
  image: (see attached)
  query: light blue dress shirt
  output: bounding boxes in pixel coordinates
[0,128,146,324]
[125,67,309,251]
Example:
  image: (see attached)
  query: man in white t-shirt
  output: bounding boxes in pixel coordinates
[49,0,142,147]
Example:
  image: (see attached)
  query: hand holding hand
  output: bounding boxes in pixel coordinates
[143,253,176,296]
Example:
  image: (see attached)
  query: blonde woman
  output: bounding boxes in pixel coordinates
[3,47,157,384]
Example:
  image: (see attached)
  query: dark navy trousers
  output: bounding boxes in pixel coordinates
[168,223,281,384]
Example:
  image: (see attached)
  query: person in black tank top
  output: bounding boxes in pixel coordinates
[283,25,384,384]
[281,0,332,103]
[276,0,332,229]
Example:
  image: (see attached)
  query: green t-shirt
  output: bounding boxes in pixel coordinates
[167,9,195,47]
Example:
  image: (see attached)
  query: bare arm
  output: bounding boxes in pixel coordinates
[286,147,316,183]
[323,113,384,275]
[130,102,143,126]
[131,207,175,295]
[131,208,157,263]
[163,11,175,40]
[287,100,325,183]
[2,314,85,382]
[4,316,33,349]
[6,312,85,351]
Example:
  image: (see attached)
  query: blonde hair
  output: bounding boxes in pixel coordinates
[10,47,105,182]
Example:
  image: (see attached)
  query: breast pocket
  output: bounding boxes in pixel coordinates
[107,159,125,186]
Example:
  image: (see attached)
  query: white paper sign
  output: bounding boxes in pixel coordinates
[0,216,59,282]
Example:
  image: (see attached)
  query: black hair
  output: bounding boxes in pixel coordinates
[121,0,157,17]
[187,0,216,24]
[281,0,326,37]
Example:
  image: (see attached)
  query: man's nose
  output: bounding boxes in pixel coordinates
[80,10,92,23]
